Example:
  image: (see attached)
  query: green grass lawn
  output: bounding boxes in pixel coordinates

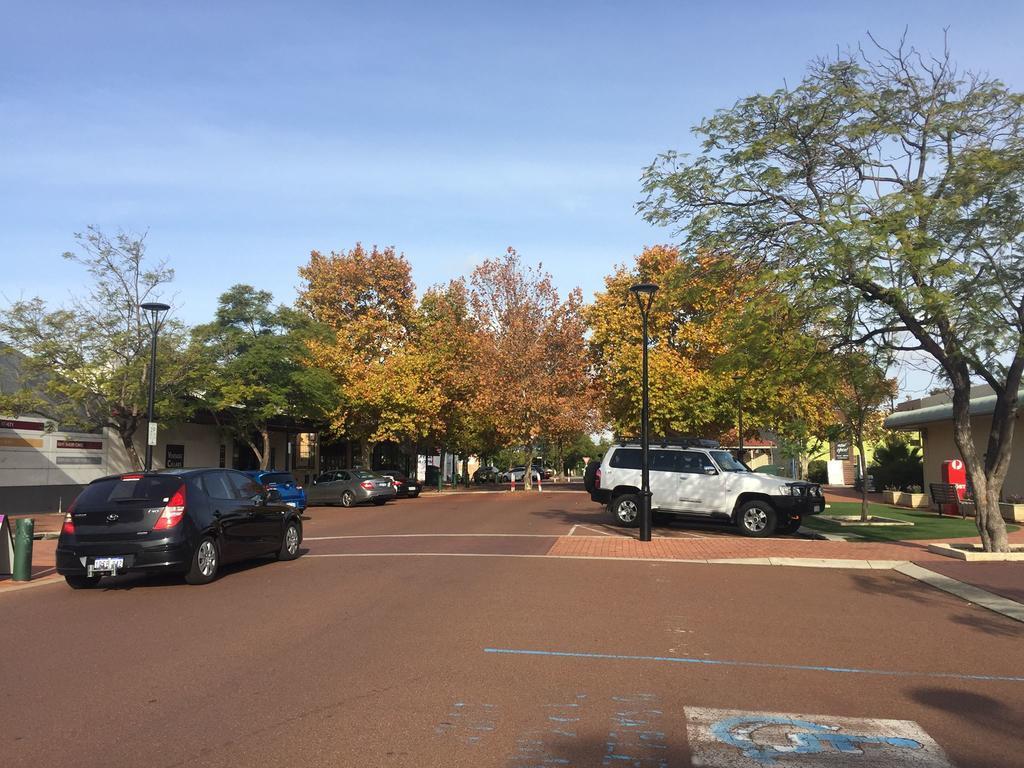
[802,501,1019,542]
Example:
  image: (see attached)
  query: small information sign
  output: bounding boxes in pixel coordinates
[148,422,158,447]
[166,444,185,469]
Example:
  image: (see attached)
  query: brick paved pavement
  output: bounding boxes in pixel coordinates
[547,534,951,562]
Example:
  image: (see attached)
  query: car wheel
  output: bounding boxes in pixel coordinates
[341,490,355,507]
[736,500,777,537]
[278,521,301,561]
[185,537,220,585]
[65,574,101,589]
[611,493,641,528]
[779,516,803,535]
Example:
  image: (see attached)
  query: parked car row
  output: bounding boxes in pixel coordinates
[474,463,554,484]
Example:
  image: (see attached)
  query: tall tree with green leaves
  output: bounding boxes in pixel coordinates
[0,227,197,468]
[639,34,1024,550]
[192,285,336,469]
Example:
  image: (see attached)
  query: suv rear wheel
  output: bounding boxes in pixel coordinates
[736,500,777,537]
[611,493,641,528]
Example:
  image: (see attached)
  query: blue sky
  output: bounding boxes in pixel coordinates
[2,1,1022,394]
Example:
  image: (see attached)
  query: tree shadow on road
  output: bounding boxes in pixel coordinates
[847,571,1023,638]
[910,686,1024,742]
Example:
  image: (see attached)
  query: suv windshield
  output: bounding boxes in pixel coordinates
[709,451,750,473]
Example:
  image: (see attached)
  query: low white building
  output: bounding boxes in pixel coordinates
[884,385,1024,499]
[0,415,320,515]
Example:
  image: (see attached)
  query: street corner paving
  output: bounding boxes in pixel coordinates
[684,708,955,768]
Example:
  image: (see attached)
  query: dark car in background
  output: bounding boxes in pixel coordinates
[307,469,397,507]
[473,465,500,484]
[56,470,303,588]
[245,470,307,511]
[376,468,421,498]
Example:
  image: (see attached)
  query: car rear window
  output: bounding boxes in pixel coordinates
[261,473,295,485]
[74,475,183,508]
[609,449,642,470]
[352,470,379,479]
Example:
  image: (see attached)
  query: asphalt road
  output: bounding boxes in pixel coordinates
[2,490,1022,767]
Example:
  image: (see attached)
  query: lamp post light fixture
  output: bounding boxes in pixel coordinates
[629,281,658,542]
[140,302,171,471]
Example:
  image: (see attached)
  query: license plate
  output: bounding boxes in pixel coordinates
[92,556,124,572]
[286,501,297,507]
[813,504,822,513]
[377,482,389,488]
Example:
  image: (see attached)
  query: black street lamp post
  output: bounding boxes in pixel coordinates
[141,302,170,471]
[629,282,658,542]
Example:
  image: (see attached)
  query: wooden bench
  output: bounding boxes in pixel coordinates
[929,482,967,518]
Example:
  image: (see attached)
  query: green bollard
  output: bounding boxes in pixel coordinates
[13,518,34,582]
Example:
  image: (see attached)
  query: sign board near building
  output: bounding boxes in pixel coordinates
[166,444,185,469]
[834,441,850,460]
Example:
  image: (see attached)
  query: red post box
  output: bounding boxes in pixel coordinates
[941,459,967,515]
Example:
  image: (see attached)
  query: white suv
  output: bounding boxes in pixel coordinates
[594,442,824,536]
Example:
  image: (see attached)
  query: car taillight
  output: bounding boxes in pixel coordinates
[296,485,303,490]
[595,468,601,488]
[61,501,76,535]
[153,484,186,530]
[360,480,375,490]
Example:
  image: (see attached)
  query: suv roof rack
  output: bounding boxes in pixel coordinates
[616,437,720,449]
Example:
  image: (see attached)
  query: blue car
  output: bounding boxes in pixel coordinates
[245,470,307,512]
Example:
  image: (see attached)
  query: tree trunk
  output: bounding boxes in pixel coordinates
[523,442,533,490]
[259,428,270,470]
[949,373,1010,552]
[245,435,266,471]
[118,420,143,471]
[856,426,869,523]
[461,456,469,487]
[360,439,374,470]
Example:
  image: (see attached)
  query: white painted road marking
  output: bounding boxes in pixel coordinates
[685,707,955,767]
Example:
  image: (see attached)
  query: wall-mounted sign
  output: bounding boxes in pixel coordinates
[0,435,43,449]
[166,444,185,469]
[834,441,850,461]
[0,418,44,431]
[148,422,159,447]
[56,456,103,465]
[56,439,103,450]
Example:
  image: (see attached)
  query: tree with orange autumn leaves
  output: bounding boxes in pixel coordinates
[470,249,593,488]
[587,245,837,458]
[298,244,443,466]
[297,244,593,475]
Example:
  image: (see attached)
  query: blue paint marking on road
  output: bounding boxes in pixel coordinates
[508,693,589,767]
[710,715,923,765]
[603,694,669,768]
[483,647,1024,683]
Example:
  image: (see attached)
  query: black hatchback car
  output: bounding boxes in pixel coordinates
[56,469,303,588]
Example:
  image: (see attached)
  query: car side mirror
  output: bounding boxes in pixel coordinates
[704,467,717,475]
[266,489,283,503]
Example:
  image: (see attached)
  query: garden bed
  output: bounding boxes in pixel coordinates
[827,515,913,527]
[925,543,1024,562]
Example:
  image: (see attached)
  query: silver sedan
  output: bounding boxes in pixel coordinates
[307,469,397,507]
